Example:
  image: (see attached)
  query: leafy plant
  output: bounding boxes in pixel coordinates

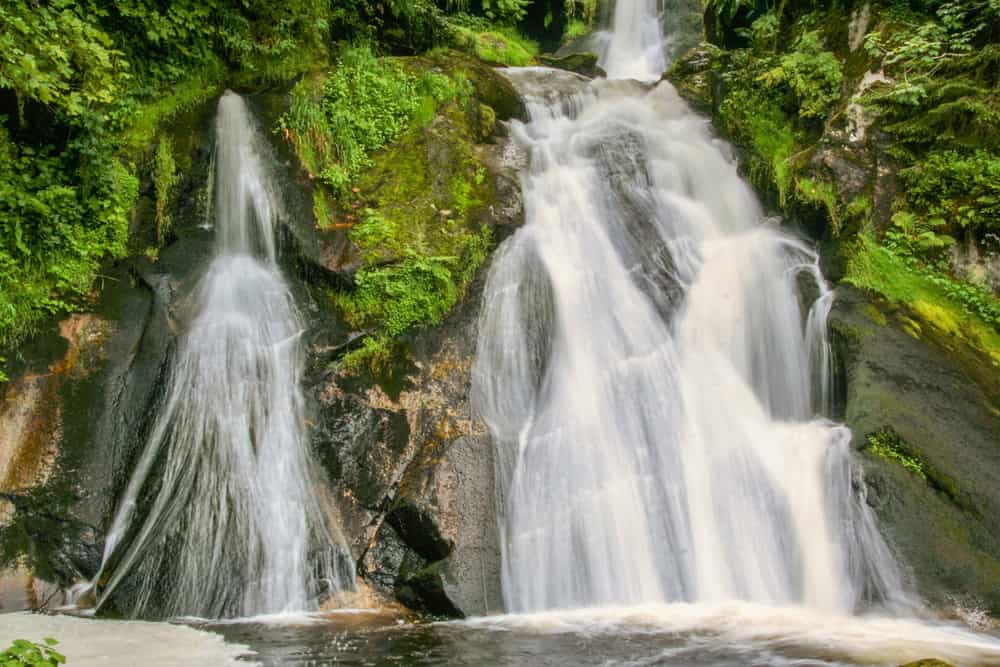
[759,31,843,119]
[280,46,422,195]
[1,638,66,666]
[153,136,178,245]
[0,1,127,119]
[898,150,1000,236]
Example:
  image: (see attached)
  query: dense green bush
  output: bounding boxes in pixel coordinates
[699,0,1000,354]
[759,31,842,120]
[281,47,422,194]
[280,46,468,198]
[0,124,137,348]
[898,150,1000,236]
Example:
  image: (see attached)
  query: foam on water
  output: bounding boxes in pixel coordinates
[457,603,1000,666]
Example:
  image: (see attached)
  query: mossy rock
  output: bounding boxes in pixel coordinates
[831,286,1000,615]
[539,52,606,78]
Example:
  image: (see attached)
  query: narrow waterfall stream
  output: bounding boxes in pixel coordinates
[91,92,351,619]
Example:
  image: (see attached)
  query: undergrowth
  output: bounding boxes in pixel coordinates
[846,233,1000,363]
[280,46,470,201]
[446,14,539,66]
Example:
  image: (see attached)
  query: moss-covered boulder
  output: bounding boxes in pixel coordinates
[539,52,606,78]
[831,286,1000,615]
[285,50,525,616]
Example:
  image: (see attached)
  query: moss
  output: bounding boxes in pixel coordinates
[845,195,872,223]
[282,54,498,371]
[562,19,592,45]
[862,303,888,326]
[796,177,841,235]
[866,429,926,480]
[117,59,226,156]
[152,136,177,245]
[715,75,798,203]
[450,25,539,66]
[845,233,1000,364]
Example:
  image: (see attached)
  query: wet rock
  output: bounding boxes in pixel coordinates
[900,661,954,667]
[830,286,1000,615]
[1,493,104,586]
[395,556,461,617]
[432,52,526,122]
[663,44,716,114]
[539,52,606,78]
[359,521,411,599]
[387,499,453,562]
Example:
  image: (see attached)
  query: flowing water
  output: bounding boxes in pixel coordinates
[90,91,351,619]
[472,30,903,618]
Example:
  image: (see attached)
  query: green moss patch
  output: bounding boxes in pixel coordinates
[445,17,539,66]
[281,49,498,370]
[866,429,926,480]
[846,234,1000,364]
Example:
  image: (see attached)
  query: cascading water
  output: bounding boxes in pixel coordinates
[598,0,667,80]
[472,0,908,614]
[91,91,351,619]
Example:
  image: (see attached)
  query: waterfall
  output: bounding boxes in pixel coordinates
[92,91,351,619]
[472,1,907,614]
[599,0,666,80]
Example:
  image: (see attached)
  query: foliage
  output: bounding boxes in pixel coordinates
[0,124,137,348]
[0,0,563,351]
[0,638,65,666]
[446,15,539,66]
[279,46,469,199]
[714,50,798,203]
[897,150,1000,236]
[0,1,127,118]
[444,0,532,23]
[562,19,592,44]
[338,227,491,369]
[796,177,840,234]
[153,136,177,244]
[846,233,1000,360]
[695,0,1000,348]
[481,0,533,23]
[759,31,843,119]
[860,0,1000,249]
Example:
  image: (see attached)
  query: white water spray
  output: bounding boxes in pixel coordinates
[473,2,907,614]
[92,92,351,619]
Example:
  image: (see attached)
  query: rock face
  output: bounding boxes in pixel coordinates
[306,128,525,615]
[831,287,1000,615]
[311,278,505,616]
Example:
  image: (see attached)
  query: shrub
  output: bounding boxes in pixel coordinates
[1,638,66,666]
